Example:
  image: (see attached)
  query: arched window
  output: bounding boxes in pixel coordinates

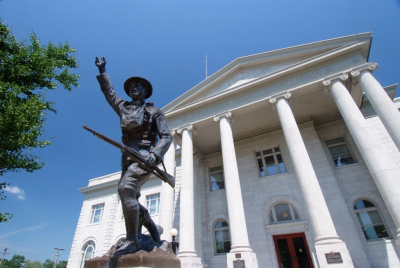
[354,200,389,240]
[214,219,231,254]
[270,203,299,223]
[80,241,95,268]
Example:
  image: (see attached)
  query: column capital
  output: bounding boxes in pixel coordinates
[171,129,177,137]
[269,91,291,110]
[350,62,378,77]
[269,91,291,104]
[350,62,379,85]
[213,111,234,122]
[322,72,349,93]
[176,124,197,135]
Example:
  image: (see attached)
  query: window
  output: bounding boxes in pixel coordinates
[90,204,104,224]
[325,137,355,167]
[256,147,286,177]
[270,203,299,223]
[354,200,389,240]
[210,166,225,191]
[214,219,231,254]
[146,193,160,215]
[80,241,95,268]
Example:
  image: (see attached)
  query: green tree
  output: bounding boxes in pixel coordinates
[0,182,12,222]
[24,260,42,268]
[56,260,67,268]
[2,254,25,268]
[42,259,53,268]
[0,20,79,222]
[0,259,9,268]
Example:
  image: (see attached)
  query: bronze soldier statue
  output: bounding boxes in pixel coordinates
[95,57,173,258]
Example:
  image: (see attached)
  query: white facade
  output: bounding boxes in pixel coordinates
[69,34,400,268]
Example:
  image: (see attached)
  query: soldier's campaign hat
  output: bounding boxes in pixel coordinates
[124,77,153,99]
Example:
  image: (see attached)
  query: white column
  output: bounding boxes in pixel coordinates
[351,63,400,152]
[176,125,203,267]
[270,92,354,268]
[159,140,176,242]
[193,155,204,259]
[214,112,258,268]
[176,126,196,257]
[214,112,252,252]
[324,75,400,241]
[270,92,341,243]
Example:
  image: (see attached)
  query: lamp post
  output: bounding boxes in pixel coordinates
[53,248,64,268]
[170,228,179,255]
[0,248,9,265]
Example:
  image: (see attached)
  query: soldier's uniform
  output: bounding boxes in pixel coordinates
[97,73,172,250]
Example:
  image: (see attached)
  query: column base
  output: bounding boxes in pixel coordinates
[230,244,253,253]
[226,252,258,268]
[314,241,354,268]
[178,256,203,268]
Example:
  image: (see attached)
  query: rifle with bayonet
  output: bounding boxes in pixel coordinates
[82,125,175,188]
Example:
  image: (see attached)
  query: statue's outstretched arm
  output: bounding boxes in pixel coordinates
[95,57,124,116]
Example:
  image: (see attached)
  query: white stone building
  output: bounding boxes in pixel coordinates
[68,33,400,268]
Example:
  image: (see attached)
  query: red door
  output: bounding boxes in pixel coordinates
[273,233,313,268]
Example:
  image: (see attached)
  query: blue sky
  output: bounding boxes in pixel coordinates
[0,0,399,263]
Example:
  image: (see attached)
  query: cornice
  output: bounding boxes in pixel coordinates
[80,179,119,194]
[162,33,371,114]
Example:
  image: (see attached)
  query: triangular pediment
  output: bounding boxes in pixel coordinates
[162,33,372,114]
[195,56,312,100]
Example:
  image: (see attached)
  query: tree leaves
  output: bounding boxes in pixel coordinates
[0,21,79,176]
[0,256,67,268]
[0,20,80,222]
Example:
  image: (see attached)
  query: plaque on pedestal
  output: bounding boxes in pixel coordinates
[325,252,343,264]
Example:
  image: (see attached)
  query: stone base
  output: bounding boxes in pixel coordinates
[84,242,180,268]
[178,256,203,268]
[226,252,258,268]
[314,241,354,268]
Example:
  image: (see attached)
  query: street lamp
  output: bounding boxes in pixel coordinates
[170,228,179,255]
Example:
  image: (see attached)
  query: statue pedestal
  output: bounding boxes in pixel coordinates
[84,242,181,268]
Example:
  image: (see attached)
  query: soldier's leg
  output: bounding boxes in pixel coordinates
[118,163,150,247]
[139,203,162,244]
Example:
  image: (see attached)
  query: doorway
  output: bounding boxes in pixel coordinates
[273,233,313,268]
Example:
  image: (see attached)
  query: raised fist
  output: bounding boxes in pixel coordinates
[95,57,106,74]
